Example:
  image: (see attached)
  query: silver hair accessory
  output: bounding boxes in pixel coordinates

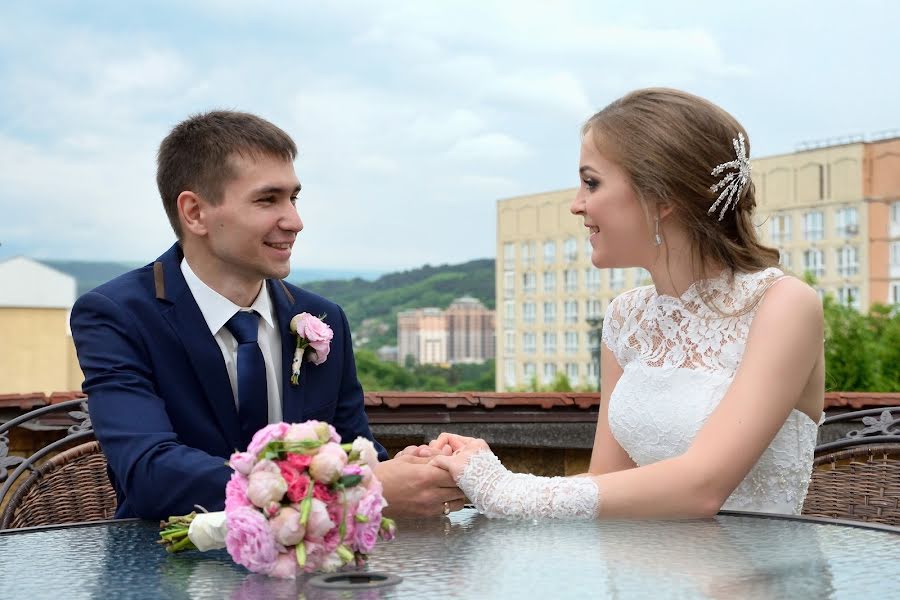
[708,132,751,221]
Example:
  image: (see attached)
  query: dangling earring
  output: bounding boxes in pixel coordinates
[654,216,663,246]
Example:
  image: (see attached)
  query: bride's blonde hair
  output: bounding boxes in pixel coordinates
[582,88,779,281]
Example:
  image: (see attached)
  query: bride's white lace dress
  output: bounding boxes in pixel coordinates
[602,267,819,514]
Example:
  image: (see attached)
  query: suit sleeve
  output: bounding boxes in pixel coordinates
[71,291,231,519]
[331,305,389,461]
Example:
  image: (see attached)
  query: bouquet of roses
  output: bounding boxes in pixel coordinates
[158,421,396,579]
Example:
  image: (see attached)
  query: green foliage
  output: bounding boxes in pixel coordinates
[302,259,495,349]
[823,296,900,392]
[355,349,496,391]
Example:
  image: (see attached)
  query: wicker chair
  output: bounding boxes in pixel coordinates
[0,399,117,529]
[803,407,900,526]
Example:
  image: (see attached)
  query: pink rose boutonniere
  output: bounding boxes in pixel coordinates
[289,313,333,385]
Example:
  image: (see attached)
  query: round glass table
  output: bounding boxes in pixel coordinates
[0,509,898,599]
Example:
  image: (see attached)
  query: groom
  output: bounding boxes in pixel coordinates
[71,110,464,520]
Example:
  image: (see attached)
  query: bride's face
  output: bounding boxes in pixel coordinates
[571,134,654,269]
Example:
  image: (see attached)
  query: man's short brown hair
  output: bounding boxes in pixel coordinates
[156,110,298,237]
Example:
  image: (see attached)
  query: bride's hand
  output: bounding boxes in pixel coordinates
[429,433,492,482]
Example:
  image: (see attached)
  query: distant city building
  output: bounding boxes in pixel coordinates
[495,135,900,392]
[397,298,495,366]
[0,257,84,394]
[376,345,399,363]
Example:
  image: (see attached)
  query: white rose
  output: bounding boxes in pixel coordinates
[188,511,228,551]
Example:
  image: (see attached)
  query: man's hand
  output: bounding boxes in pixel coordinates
[374,454,467,517]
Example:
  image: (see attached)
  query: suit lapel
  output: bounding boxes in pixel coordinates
[269,279,306,423]
[155,244,242,448]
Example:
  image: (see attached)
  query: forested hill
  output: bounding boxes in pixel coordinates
[300,259,495,349]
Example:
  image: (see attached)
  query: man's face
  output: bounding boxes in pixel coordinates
[201,153,303,284]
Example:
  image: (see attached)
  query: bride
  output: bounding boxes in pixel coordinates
[416,88,825,519]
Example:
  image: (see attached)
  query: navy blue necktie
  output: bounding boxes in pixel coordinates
[225,310,269,450]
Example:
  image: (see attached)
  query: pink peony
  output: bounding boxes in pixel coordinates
[342,464,363,478]
[266,551,298,579]
[247,460,287,508]
[268,506,306,546]
[228,451,257,476]
[284,422,320,443]
[225,472,252,512]
[277,460,311,503]
[225,507,279,574]
[353,491,386,553]
[305,498,336,540]
[309,442,347,484]
[247,422,290,455]
[302,539,326,572]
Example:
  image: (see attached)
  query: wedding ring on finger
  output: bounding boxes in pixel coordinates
[443,502,451,516]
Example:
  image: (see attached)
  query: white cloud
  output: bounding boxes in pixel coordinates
[445,133,534,163]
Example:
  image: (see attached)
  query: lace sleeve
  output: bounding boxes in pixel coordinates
[601,292,630,367]
[457,452,601,519]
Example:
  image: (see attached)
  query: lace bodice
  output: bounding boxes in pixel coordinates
[602,268,820,515]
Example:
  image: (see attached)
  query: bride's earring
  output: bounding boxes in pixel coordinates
[654,216,663,246]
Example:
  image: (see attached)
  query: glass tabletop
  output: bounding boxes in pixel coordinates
[0,509,898,599]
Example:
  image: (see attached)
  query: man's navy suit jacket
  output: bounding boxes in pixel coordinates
[71,243,387,519]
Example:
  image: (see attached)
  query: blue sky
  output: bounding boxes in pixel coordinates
[1,1,898,270]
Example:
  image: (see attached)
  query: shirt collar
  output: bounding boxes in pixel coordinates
[180,258,276,336]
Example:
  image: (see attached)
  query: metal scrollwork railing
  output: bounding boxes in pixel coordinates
[816,407,900,453]
[0,399,95,507]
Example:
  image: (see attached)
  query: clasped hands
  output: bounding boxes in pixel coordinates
[399,433,492,483]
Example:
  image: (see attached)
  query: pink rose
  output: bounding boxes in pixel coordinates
[291,313,333,366]
[225,472,252,512]
[225,507,279,575]
[313,481,337,504]
[247,460,287,508]
[277,459,311,503]
[266,551,298,579]
[309,442,347,484]
[353,491,386,553]
[247,422,290,455]
[228,451,257,476]
[305,498,335,540]
[285,453,313,470]
[268,506,306,546]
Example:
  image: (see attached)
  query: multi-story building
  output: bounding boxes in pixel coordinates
[0,257,84,394]
[495,135,900,391]
[397,297,495,366]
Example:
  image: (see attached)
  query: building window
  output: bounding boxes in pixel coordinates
[504,330,515,353]
[836,246,859,277]
[543,241,556,264]
[564,237,578,262]
[565,362,579,386]
[835,207,858,237]
[523,333,536,354]
[891,282,900,305]
[891,242,900,267]
[503,300,515,326]
[585,269,601,292]
[543,302,556,323]
[521,242,535,266]
[522,271,536,293]
[523,362,536,381]
[543,332,557,354]
[565,331,578,354]
[633,268,650,286]
[522,302,536,324]
[543,362,557,385]
[891,202,900,235]
[584,238,593,257]
[586,299,602,318]
[504,359,516,387]
[543,271,556,292]
[564,269,578,292]
[804,211,824,241]
[770,214,792,243]
[837,286,860,311]
[803,249,825,279]
[503,270,514,297]
[586,361,599,387]
[503,242,515,268]
[564,300,578,323]
[610,268,625,291]
[778,249,792,270]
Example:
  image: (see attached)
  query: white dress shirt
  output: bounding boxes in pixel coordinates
[181,258,283,424]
